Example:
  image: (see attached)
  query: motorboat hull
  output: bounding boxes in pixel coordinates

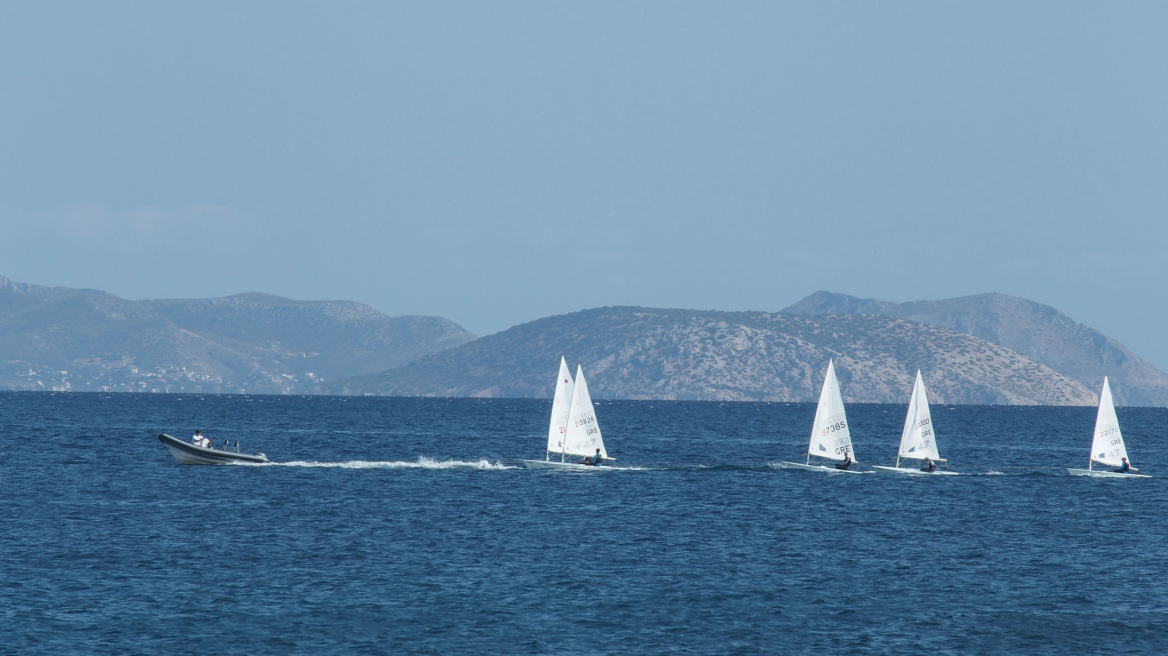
[158,433,269,465]
[1067,468,1150,478]
[773,461,864,474]
[872,465,960,476]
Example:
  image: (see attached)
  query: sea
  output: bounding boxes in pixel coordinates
[2,392,1166,655]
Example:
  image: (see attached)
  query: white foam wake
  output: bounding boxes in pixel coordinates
[235,457,516,470]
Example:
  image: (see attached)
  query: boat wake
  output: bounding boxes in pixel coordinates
[233,457,516,470]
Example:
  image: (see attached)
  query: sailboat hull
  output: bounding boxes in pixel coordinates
[1066,468,1151,478]
[522,459,614,470]
[773,461,864,474]
[872,465,960,476]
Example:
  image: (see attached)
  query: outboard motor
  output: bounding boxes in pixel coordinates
[234,441,240,453]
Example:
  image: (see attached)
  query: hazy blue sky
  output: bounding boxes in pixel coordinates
[2,2,1167,367]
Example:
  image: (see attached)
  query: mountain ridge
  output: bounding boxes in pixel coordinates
[0,275,476,393]
[6,276,1160,406]
[332,305,1097,405]
[782,291,1168,406]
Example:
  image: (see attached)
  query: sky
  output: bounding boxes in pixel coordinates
[2,2,1167,368]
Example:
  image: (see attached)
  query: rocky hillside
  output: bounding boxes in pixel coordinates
[783,292,1168,406]
[0,276,476,393]
[333,306,1096,405]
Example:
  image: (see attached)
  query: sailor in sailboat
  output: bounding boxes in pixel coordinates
[1067,377,1150,478]
[777,360,862,473]
[872,371,959,475]
[522,362,615,469]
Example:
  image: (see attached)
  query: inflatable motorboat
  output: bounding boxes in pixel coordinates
[158,433,270,465]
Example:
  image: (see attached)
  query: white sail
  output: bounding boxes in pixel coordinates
[546,357,575,455]
[898,371,939,461]
[563,366,607,459]
[807,360,856,462]
[1088,377,1128,467]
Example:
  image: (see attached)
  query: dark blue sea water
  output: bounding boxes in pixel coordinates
[3,392,1167,655]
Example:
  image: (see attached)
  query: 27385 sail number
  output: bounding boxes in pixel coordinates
[820,420,846,437]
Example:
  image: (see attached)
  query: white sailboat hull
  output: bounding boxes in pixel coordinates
[522,459,614,470]
[872,465,960,476]
[773,461,864,474]
[1066,468,1151,478]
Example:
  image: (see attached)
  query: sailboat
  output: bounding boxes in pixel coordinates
[523,361,613,469]
[1067,377,1150,478]
[544,356,574,459]
[873,371,958,475]
[777,360,862,473]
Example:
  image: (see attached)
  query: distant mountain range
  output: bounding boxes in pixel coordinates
[0,276,475,393]
[331,306,1097,405]
[783,292,1168,406]
[4,275,1163,406]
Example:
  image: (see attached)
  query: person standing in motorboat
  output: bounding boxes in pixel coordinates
[192,430,211,449]
[834,454,853,470]
[921,457,937,473]
[1115,457,1133,474]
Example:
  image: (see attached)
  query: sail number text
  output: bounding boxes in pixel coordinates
[915,417,932,439]
[574,415,599,436]
[1098,424,1122,446]
[820,421,847,437]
